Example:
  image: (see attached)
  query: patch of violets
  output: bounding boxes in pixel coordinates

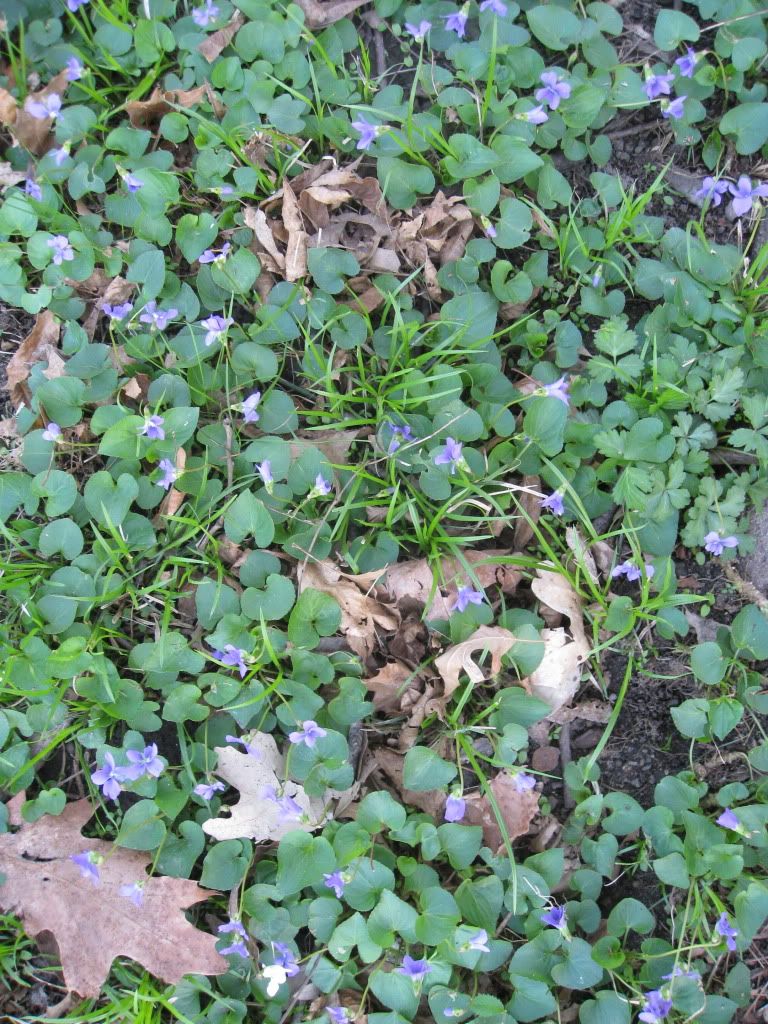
[90,744,164,802]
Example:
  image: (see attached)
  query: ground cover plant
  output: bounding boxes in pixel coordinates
[0,0,767,1021]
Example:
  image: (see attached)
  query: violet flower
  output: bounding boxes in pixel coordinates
[124,743,164,781]
[675,48,697,77]
[444,794,466,822]
[25,94,62,120]
[662,96,686,120]
[156,458,178,490]
[24,178,42,201]
[662,966,700,981]
[264,785,304,822]
[50,146,70,166]
[192,0,220,26]
[263,964,289,996]
[241,391,261,424]
[479,0,507,13]
[47,235,74,265]
[466,929,490,952]
[327,1009,349,1024]
[311,473,332,497]
[213,645,249,678]
[123,172,143,193]
[139,300,178,331]
[70,851,101,884]
[120,881,144,907]
[543,375,570,405]
[716,807,741,831]
[256,459,273,492]
[201,314,233,347]
[639,990,673,1024]
[443,5,469,36]
[513,772,536,792]
[728,175,768,217]
[703,531,738,556]
[351,118,379,151]
[273,942,301,977]
[611,559,654,582]
[67,0,89,9]
[434,436,463,474]
[218,919,248,957]
[535,70,571,110]
[140,414,165,441]
[452,585,485,613]
[540,905,567,930]
[103,301,133,321]
[42,422,61,442]
[523,104,549,125]
[715,913,738,951]
[323,870,347,899]
[397,954,433,981]
[694,176,729,208]
[540,491,565,516]
[387,422,415,454]
[194,780,226,800]
[288,720,327,748]
[484,220,497,239]
[91,753,126,801]
[226,734,260,756]
[405,20,432,40]
[220,938,249,957]
[643,71,674,100]
[199,242,231,264]
[65,57,84,81]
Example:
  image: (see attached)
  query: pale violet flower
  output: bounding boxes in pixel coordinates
[256,459,273,492]
[25,178,42,201]
[288,720,327,748]
[479,0,506,13]
[123,743,164,780]
[67,0,89,9]
[213,646,249,678]
[643,71,674,100]
[139,301,178,331]
[194,780,226,800]
[676,48,698,77]
[50,146,70,166]
[715,913,738,952]
[611,559,655,582]
[397,955,432,981]
[120,881,144,907]
[444,794,465,822]
[311,473,332,497]
[192,0,220,26]
[540,905,567,931]
[524,104,549,125]
[65,57,84,81]
[443,5,469,36]
[123,172,143,193]
[70,850,101,883]
[25,94,62,120]
[703,531,738,556]
[241,391,261,424]
[729,175,768,217]
[103,301,133,321]
[42,422,62,442]
[199,242,231,264]
[639,990,673,1024]
[540,491,564,516]
[434,437,464,474]
[466,929,490,952]
[323,870,347,898]
[140,415,165,440]
[47,235,74,265]
[662,96,686,120]
[201,314,233,347]
[405,19,431,40]
[351,118,379,151]
[535,70,571,109]
[514,772,536,792]
[694,176,729,208]
[452,586,484,613]
[156,459,177,490]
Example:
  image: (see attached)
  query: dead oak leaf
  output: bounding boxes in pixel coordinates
[198,11,246,61]
[297,560,399,661]
[432,625,516,711]
[0,799,226,998]
[125,85,209,128]
[202,733,326,842]
[464,771,540,853]
[6,309,61,407]
[527,569,590,714]
[294,0,372,28]
[363,659,421,713]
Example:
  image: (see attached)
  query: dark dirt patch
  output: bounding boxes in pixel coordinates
[0,302,33,418]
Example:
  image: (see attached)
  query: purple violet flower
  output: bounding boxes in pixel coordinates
[484,221,497,238]
[192,0,220,26]
[729,175,768,217]
[524,104,549,125]
[535,70,571,110]
[543,375,570,405]
[91,753,126,802]
[694,176,729,208]
[42,422,62,442]
[467,929,490,952]
[288,720,327,748]
[662,966,700,981]
[715,913,738,951]
[351,118,379,151]
[50,146,70,166]
[103,301,133,321]
[312,473,332,497]
[643,71,674,100]
[124,743,164,781]
[443,5,469,36]
[123,172,143,193]
[479,0,507,13]
[199,242,231,264]
[452,585,485,613]
[139,300,178,331]
[639,990,673,1024]
[514,772,536,792]
[716,808,741,831]
[272,942,301,976]
[444,794,466,822]
[65,57,84,81]
[264,785,304,823]
[25,94,62,120]
[24,178,42,201]
[611,560,655,582]
[219,918,248,938]
[676,48,697,77]
[194,780,226,800]
[67,0,89,9]
[434,437,463,474]
[405,20,432,40]
[226,734,260,756]
[47,235,74,265]
[397,954,433,981]
[213,645,249,678]
[327,1009,349,1024]
[140,414,165,441]
[540,905,567,930]
[703,531,738,556]
[241,391,261,424]
[387,421,415,454]
[120,881,144,907]
[662,96,687,120]
[220,938,249,957]
[156,458,178,490]
[256,459,274,492]
[201,314,233,347]
[541,491,565,516]
[323,870,347,898]
[70,851,101,883]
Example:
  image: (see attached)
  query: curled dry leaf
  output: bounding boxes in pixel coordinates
[297,560,399,661]
[293,0,372,28]
[6,309,61,407]
[0,87,17,127]
[432,625,517,713]
[198,11,246,61]
[203,733,326,842]
[0,799,226,998]
[125,85,209,128]
[282,181,308,282]
[527,569,590,714]
[464,771,540,853]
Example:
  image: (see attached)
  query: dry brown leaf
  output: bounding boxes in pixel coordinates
[363,659,421,712]
[125,85,208,128]
[82,275,135,340]
[549,699,611,725]
[373,748,446,818]
[0,161,25,188]
[288,428,359,467]
[464,772,540,853]
[432,625,516,711]
[6,310,61,407]
[198,11,246,61]
[298,560,399,660]
[12,70,69,155]
[203,734,326,841]
[513,475,542,549]
[0,87,17,127]
[244,206,285,273]
[0,799,226,997]
[527,569,590,713]
[294,0,372,28]
[282,182,308,281]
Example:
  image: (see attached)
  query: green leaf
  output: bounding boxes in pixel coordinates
[83,472,139,527]
[155,820,205,878]
[579,991,631,1024]
[719,103,768,155]
[357,791,407,834]
[690,642,727,684]
[653,9,700,48]
[403,747,457,791]
[550,937,603,989]
[606,898,655,936]
[730,605,768,659]
[287,588,341,648]
[276,831,336,896]
[524,396,567,456]
[200,839,250,889]
[116,800,166,851]
[307,247,360,294]
[653,852,690,887]
[527,4,582,49]
[224,490,275,546]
